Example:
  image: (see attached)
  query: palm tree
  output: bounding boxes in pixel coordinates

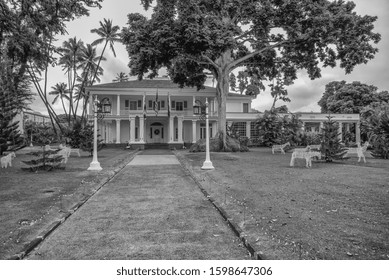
[75,44,106,119]
[58,37,85,121]
[81,19,121,121]
[90,19,121,85]
[112,72,129,82]
[49,83,70,120]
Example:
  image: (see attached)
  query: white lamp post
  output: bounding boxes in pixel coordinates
[88,95,102,171]
[201,98,214,170]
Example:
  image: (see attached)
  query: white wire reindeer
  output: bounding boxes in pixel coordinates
[272,142,290,154]
[290,150,322,168]
[345,142,369,163]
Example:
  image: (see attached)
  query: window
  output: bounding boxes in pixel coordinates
[200,123,213,139]
[243,103,249,113]
[130,101,137,110]
[171,100,176,109]
[183,101,188,109]
[148,100,153,108]
[250,122,259,138]
[161,100,165,108]
[232,122,246,137]
[176,101,183,111]
[137,100,142,108]
[125,100,129,108]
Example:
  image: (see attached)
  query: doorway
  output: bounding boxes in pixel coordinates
[150,122,164,143]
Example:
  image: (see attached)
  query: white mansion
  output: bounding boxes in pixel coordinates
[86,78,361,149]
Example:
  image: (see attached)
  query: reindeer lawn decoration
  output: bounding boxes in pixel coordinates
[1,152,16,168]
[290,150,322,168]
[272,142,290,154]
[345,142,369,163]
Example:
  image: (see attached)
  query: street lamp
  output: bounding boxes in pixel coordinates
[194,98,214,170]
[88,96,111,171]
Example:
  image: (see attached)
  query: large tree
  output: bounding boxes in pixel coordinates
[1,0,103,134]
[122,0,380,149]
[318,81,389,114]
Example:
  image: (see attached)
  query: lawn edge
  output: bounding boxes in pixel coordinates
[174,150,265,260]
[7,149,140,260]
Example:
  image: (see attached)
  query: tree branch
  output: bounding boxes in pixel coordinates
[228,41,288,71]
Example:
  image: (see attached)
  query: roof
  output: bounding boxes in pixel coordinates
[88,79,255,99]
[88,79,214,90]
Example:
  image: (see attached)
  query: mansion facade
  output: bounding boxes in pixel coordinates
[86,78,361,149]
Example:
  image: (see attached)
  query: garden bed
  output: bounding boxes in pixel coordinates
[0,147,137,259]
[176,148,389,260]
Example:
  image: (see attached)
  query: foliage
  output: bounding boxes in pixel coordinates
[0,91,24,155]
[296,131,321,147]
[122,0,380,150]
[319,116,347,162]
[21,148,64,172]
[63,121,102,156]
[255,110,301,147]
[318,81,389,114]
[226,122,249,151]
[255,110,282,147]
[21,123,63,172]
[1,0,103,134]
[113,72,129,82]
[362,108,389,159]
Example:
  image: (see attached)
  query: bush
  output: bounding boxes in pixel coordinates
[255,110,302,147]
[189,134,247,152]
[366,110,389,159]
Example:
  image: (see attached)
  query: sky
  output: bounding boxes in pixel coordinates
[30,0,389,114]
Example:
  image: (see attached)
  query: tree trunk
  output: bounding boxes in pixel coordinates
[215,50,233,150]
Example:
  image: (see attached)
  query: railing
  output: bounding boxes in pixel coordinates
[112,108,218,117]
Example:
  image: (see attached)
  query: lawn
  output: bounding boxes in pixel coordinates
[175,148,389,260]
[0,146,136,260]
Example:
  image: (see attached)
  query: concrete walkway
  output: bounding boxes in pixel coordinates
[26,150,249,259]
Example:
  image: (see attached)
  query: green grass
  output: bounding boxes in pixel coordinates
[0,147,136,259]
[176,148,389,259]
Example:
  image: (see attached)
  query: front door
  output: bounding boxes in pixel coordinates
[150,125,164,143]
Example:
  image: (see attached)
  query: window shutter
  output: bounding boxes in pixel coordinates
[172,101,176,109]
[183,101,187,108]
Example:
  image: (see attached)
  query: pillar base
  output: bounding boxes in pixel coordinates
[201,160,214,170]
[88,161,102,171]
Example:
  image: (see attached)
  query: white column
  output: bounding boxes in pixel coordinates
[338,122,343,141]
[346,123,350,133]
[178,117,183,143]
[139,116,145,142]
[107,122,111,143]
[192,120,197,143]
[130,117,135,143]
[116,95,120,116]
[356,121,361,144]
[169,116,174,142]
[116,119,121,144]
[246,121,251,138]
[319,122,324,133]
[301,121,306,132]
